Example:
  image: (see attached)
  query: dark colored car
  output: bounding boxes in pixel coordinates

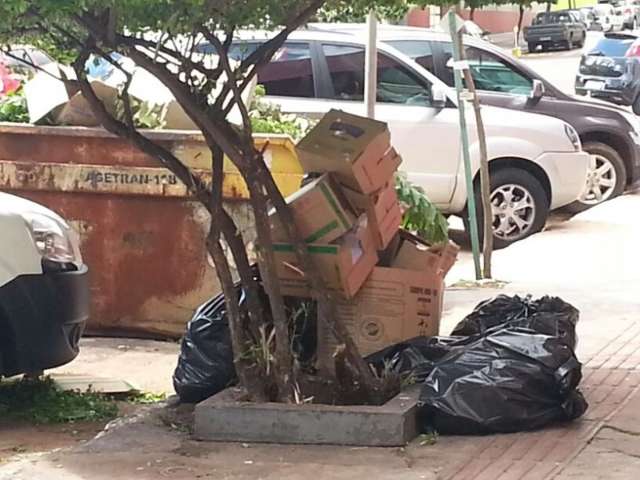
[373,28,640,211]
[575,32,640,113]
[524,10,587,52]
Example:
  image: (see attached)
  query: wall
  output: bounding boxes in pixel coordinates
[406,5,540,33]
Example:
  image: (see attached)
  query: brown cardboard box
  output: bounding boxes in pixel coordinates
[393,230,460,278]
[318,267,444,358]
[272,222,378,298]
[342,181,403,250]
[269,174,356,244]
[296,110,401,194]
[318,231,459,358]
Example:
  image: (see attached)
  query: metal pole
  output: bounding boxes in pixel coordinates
[448,10,482,280]
[365,10,378,119]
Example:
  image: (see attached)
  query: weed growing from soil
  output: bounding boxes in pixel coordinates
[0,376,118,424]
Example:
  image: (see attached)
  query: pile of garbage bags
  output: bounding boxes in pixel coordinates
[173,293,587,434]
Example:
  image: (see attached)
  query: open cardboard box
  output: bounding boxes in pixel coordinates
[272,221,378,298]
[318,230,459,358]
[342,181,403,251]
[269,174,356,245]
[296,110,401,194]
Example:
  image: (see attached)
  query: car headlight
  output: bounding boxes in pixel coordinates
[564,124,581,151]
[21,212,81,264]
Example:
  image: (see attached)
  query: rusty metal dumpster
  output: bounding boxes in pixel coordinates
[0,123,303,338]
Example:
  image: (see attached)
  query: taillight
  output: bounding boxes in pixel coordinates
[626,42,640,57]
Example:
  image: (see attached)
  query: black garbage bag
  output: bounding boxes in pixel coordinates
[366,336,471,383]
[451,295,579,349]
[172,278,317,403]
[172,290,238,403]
[418,328,588,435]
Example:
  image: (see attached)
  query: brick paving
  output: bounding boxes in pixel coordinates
[441,318,640,480]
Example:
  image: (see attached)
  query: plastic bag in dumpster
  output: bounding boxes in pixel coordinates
[451,295,579,349]
[418,328,588,435]
[172,291,237,403]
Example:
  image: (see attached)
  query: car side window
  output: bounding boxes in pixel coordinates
[226,41,315,98]
[321,44,433,106]
[385,40,437,74]
[439,43,532,95]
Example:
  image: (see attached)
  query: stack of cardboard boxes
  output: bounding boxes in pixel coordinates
[269,110,459,358]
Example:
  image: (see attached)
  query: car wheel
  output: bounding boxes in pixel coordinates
[566,37,574,50]
[465,168,549,249]
[632,93,640,115]
[578,33,586,48]
[564,141,627,213]
[527,42,537,53]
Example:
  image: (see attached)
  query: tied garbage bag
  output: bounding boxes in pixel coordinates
[419,328,588,435]
[451,295,579,349]
[172,273,316,403]
[366,336,470,383]
[172,291,238,403]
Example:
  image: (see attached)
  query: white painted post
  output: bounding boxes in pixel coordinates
[365,10,378,119]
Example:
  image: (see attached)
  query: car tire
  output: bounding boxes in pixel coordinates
[464,167,549,249]
[632,93,640,115]
[527,42,537,53]
[566,37,574,50]
[577,33,586,48]
[564,141,627,213]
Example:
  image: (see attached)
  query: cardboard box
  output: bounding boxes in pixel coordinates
[393,230,460,278]
[342,181,402,250]
[269,174,356,244]
[296,110,401,194]
[318,267,444,358]
[272,222,378,298]
[318,230,459,359]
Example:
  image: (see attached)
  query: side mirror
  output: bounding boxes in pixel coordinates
[530,79,545,100]
[432,85,448,109]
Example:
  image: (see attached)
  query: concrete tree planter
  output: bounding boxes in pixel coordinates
[194,386,421,446]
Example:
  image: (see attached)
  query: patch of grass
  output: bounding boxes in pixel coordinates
[0,376,118,424]
[127,391,167,404]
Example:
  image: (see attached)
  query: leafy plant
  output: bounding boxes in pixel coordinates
[0,88,29,123]
[249,85,313,141]
[0,376,118,424]
[395,172,449,245]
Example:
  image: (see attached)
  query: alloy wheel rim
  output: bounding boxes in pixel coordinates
[490,184,537,240]
[579,154,617,205]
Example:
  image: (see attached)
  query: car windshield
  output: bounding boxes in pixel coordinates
[590,36,635,56]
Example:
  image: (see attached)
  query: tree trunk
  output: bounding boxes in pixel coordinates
[547,2,552,13]
[254,159,381,402]
[242,164,295,402]
[470,6,476,21]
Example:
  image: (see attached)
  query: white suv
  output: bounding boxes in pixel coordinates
[203,30,590,246]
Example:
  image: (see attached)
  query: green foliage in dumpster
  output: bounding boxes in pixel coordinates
[0,376,118,424]
[0,88,29,123]
[249,85,313,141]
[396,173,449,245]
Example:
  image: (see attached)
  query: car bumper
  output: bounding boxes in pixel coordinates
[535,151,590,209]
[575,77,637,105]
[0,264,89,377]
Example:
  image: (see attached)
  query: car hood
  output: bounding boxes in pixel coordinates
[0,192,67,225]
[477,104,572,140]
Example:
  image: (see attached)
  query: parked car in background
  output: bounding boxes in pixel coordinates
[523,10,587,52]
[0,193,88,377]
[575,32,640,113]
[593,3,625,32]
[616,0,640,29]
[578,7,598,30]
[212,30,591,246]
[310,25,640,212]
